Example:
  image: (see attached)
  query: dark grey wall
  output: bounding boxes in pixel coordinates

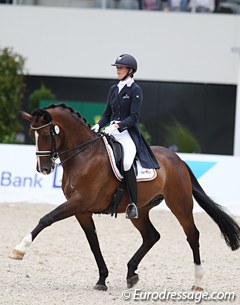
[23,75,236,155]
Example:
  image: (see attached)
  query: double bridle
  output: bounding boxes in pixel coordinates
[30,121,101,165]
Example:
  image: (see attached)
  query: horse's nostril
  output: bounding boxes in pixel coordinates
[42,166,51,175]
[42,170,50,175]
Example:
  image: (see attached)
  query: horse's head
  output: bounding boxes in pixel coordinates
[21,109,62,175]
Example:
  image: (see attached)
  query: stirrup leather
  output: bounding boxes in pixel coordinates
[125,203,138,219]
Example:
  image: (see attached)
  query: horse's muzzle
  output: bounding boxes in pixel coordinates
[37,159,55,175]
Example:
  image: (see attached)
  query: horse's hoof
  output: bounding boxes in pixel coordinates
[191,285,204,291]
[9,249,25,260]
[127,274,139,288]
[94,284,108,291]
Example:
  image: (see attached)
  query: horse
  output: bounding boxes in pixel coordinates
[9,103,240,292]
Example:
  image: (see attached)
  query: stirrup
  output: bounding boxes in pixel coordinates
[125,203,138,219]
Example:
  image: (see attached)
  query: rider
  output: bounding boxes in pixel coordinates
[91,54,159,219]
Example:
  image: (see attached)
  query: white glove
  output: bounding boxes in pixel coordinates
[91,124,100,133]
[104,124,117,135]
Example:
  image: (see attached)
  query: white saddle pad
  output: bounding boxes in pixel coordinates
[102,136,157,182]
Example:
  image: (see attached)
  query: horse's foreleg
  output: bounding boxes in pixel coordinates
[75,213,109,291]
[9,200,79,260]
[127,209,160,288]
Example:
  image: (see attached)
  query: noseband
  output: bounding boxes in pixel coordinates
[30,122,58,162]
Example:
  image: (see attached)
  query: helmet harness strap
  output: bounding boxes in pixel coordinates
[120,68,134,81]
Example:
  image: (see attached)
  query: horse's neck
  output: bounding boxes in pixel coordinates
[65,126,95,147]
[59,128,102,173]
[60,121,98,154]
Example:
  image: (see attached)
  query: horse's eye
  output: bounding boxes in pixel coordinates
[43,134,51,141]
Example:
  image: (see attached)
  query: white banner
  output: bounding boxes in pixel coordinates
[0,144,65,205]
[0,144,239,215]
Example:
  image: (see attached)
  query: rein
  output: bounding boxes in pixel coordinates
[58,137,102,165]
[30,121,102,165]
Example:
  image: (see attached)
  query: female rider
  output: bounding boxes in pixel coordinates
[92,54,159,218]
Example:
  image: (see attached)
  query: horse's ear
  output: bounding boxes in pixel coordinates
[20,111,33,122]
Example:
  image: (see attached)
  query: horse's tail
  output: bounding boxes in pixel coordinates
[185,162,240,251]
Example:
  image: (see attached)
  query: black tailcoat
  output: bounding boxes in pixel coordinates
[98,82,159,169]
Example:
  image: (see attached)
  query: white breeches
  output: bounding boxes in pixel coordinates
[111,128,136,171]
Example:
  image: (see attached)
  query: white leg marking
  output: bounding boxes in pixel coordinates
[15,234,32,254]
[194,264,204,287]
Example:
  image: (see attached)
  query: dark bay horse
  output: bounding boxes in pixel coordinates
[9,103,240,291]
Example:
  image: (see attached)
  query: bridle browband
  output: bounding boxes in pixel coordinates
[30,122,52,130]
[30,121,101,165]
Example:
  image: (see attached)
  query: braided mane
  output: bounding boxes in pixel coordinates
[46,103,91,128]
[32,103,91,128]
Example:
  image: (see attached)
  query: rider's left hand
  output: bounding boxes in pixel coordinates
[104,124,118,135]
[91,124,100,133]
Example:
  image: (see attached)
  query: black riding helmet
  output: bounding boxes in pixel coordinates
[112,54,137,80]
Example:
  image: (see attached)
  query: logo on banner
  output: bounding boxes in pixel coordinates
[53,164,63,188]
[0,171,43,188]
[185,161,217,179]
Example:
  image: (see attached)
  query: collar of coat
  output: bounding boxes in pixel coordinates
[117,77,134,92]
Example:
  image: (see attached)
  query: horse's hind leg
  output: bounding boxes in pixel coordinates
[180,213,204,291]
[75,213,109,291]
[127,208,160,288]
[166,197,204,291]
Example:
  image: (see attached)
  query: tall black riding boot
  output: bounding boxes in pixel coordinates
[124,166,138,219]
